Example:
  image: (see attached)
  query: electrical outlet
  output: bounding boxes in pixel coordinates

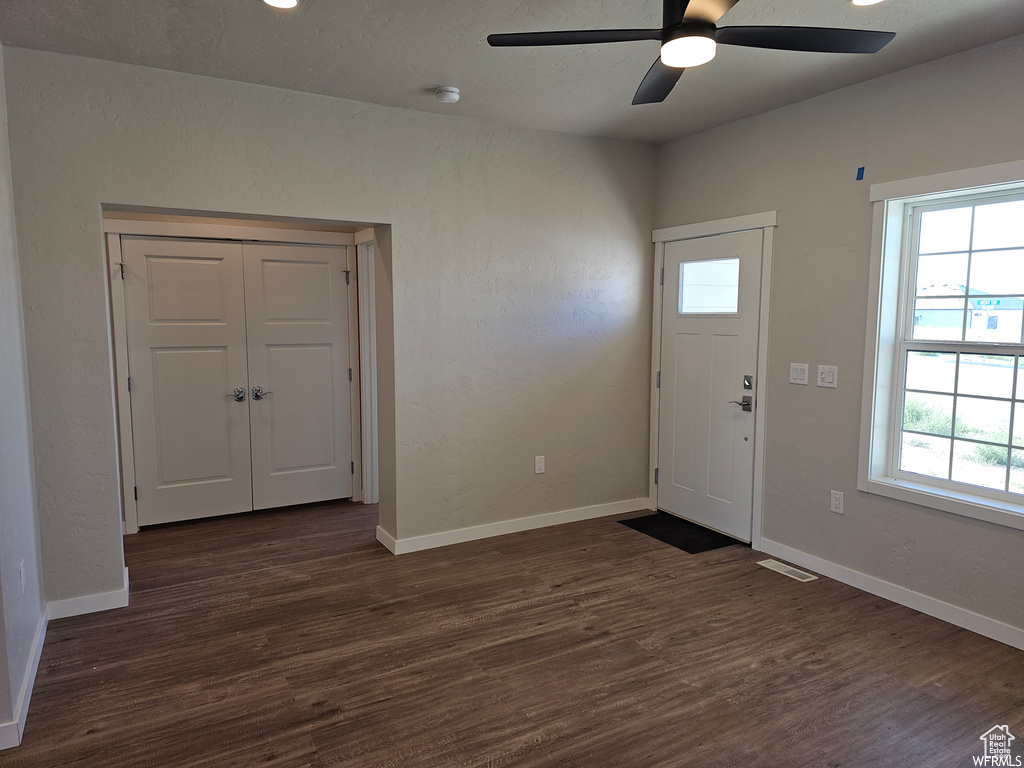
[535,456,545,474]
[19,560,25,594]
[789,363,809,385]
[817,365,838,388]
[830,490,844,515]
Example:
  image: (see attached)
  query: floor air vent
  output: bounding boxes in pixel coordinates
[757,559,818,582]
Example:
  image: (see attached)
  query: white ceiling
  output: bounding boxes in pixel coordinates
[1,0,1022,144]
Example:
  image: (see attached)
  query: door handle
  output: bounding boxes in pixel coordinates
[729,396,753,412]
[226,387,246,402]
[252,385,273,401]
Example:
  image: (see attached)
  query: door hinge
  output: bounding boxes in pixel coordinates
[348,368,353,382]
[659,267,664,285]
[656,371,661,388]
[351,461,355,474]
[118,263,125,279]
[654,468,659,485]
[133,486,138,500]
[345,270,350,285]
[127,376,132,392]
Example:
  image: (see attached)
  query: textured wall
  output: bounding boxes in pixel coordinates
[2,47,655,600]
[656,34,1024,628]
[0,46,44,726]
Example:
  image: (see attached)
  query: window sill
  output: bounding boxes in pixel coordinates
[859,474,1024,532]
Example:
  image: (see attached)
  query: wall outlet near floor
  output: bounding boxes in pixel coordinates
[817,365,838,388]
[19,559,25,593]
[830,490,844,515]
[535,456,545,474]
[789,363,809,385]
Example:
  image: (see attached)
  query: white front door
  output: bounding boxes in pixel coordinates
[243,243,353,510]
[123,237,254,525]
[658,228,764,541]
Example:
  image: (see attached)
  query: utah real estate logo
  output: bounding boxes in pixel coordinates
[975,726,1022,767]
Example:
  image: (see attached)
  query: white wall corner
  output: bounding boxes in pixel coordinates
[760,539,1024,652]
[0,611,47,750]
[382,498,651,555]
[46,567,129,621]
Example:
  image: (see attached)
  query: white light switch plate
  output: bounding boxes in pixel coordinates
[535,456,545,474]
[817,365,838,388]
[790,363,809,385]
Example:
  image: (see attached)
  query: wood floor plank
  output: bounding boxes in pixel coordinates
[1,500,1022,767]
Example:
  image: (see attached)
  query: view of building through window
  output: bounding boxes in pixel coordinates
[900,197,1024,494]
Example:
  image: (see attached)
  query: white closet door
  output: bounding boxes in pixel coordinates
[243,243,353,510]
[123,237,253,526]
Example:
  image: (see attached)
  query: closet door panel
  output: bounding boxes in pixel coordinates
[123,237,252,525]
[244,243,353,510]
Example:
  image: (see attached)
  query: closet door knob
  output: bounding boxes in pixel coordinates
[226,387,246,402]
[252,386,273,401]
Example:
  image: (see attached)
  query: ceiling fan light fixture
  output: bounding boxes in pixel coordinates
[660,30,717,68]
[851,0,886,5]
[264,0,298,8]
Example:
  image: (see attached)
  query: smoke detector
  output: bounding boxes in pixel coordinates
[435,87,460,104]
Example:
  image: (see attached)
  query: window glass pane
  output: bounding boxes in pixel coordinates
[919,207,972,254]
[1013,406,1024,447]
[900,433,950,479]
[1009,450,1024,495]
[965,304,1023,343]
[1018,359,1024,401]
[912,298,964,340]
[916,253,968,296]
[954,396,1010,444]
[905,351,956,393]
[957,354,1015,399]
[952,440,1007,490]
[679,258,739,314]
[903,392,953,436]
[973,200,1024,251]
[967,250,1024,295]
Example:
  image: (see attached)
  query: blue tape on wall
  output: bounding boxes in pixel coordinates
[856,167,865,181]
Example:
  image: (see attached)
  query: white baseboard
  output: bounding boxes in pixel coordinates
[380,498,651,555]
[46,567,130,621]
[375,525,397,554]
[0,611,47,750]
[0,721,16,751]
[760,538,1024,652]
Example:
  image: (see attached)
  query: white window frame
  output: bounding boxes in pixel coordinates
[859,159,1024,532]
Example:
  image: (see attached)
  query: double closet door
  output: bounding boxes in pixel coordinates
[122,236,353,527]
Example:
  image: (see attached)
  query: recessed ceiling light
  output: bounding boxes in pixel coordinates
[264,0,298,8]
[851,0,886,6]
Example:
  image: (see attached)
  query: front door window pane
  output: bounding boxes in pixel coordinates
[678,258,739,314]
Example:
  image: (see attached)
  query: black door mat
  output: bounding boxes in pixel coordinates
[619,512,744,554]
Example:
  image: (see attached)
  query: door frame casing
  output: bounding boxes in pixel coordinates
[355,229,380,505]
[649,211,777,550]
[104,219,364,534]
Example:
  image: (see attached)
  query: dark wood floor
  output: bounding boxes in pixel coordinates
[2,501,1022,767]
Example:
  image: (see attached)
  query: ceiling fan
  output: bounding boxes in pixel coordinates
[487,0,896,105]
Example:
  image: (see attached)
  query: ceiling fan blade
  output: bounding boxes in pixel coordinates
[632,58,683,105]
[682,0,740,23]
[716,26,896,54]
[487,29,662,47]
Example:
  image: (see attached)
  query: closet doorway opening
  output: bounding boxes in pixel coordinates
[103,209,386,534]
